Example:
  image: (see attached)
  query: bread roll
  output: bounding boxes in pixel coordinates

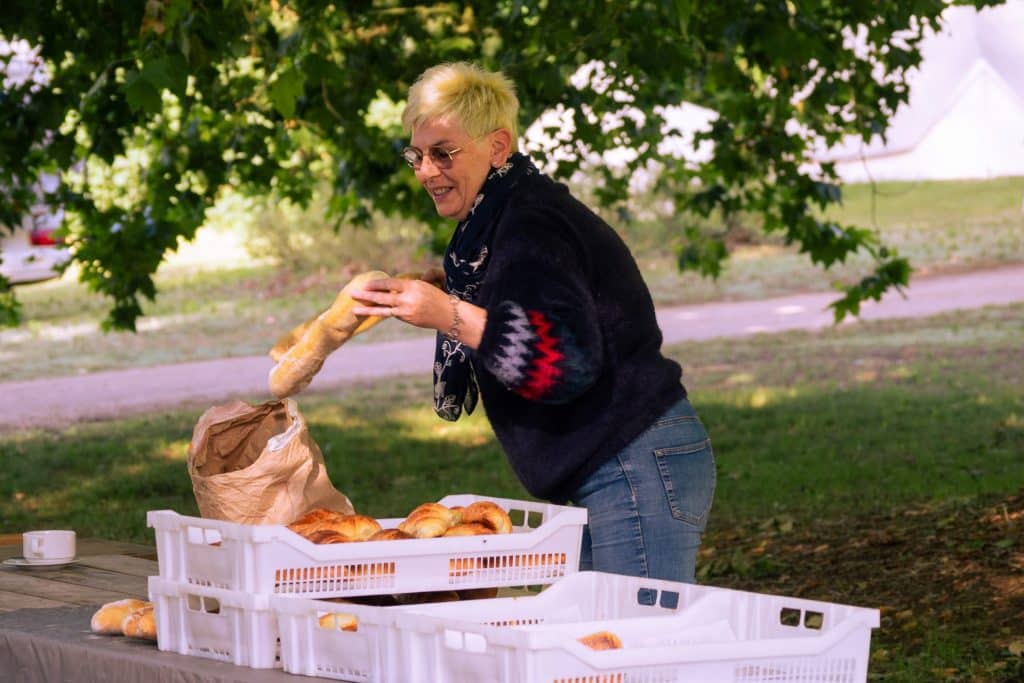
[318,612,358,631]
[443,522,494,537]
[122,605,157,641]
[460,501,513,534]
[90,599,150,635]
[369,528,414,541]
[578,631,623,650]
[268,270,390,398]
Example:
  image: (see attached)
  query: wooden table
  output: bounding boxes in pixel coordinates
[0,534,322,681]
[0,534,157,612]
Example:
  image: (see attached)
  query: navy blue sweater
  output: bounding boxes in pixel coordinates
[470,173,686,503]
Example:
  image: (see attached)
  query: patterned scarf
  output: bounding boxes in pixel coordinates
[434,152,538,421]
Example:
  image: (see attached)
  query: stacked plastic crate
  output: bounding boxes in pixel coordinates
[145,494,588,675]
[148,494,880,682]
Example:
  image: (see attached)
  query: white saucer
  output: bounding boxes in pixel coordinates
[3,556,78,569]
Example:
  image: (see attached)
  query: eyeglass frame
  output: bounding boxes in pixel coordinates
[400,130,497,170]
[400,144,465,170]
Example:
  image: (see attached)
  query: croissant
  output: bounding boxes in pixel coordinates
[443,522,495,537]
[333,514,383,541]
[287,508,351,536]
[578,631,623,650]
[369,528,414,541]
[398,502,459,538]
[90,599,151,635]
[306,529,354,544]
[460,501,513,534]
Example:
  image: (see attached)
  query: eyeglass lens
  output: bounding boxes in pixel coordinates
[402,146,460,169]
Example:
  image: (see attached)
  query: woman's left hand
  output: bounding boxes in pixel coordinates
[350,277,450,331]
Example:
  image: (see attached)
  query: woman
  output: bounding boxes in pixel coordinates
[351,62,715,583]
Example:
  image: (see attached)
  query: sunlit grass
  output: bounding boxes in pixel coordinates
[3,301,1023,679]
[1,302,1020,539]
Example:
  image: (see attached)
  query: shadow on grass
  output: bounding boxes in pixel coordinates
[1,378,1021,680]
[1,378,1020,547]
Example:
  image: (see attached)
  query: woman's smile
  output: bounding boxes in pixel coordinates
[410,117,494,221]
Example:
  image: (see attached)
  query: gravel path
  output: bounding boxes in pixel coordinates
[3,264,1022,432]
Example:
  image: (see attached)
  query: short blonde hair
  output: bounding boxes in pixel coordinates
[402,62,519,152]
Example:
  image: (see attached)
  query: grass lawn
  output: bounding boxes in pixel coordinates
[3,176,1022,382]
[2,302,1022,681]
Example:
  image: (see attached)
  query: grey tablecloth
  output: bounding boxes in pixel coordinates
[0,606,322,683]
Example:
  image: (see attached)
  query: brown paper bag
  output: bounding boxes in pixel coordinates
[187,398,353,524]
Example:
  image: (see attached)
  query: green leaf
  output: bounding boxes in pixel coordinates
[141,55,189,98]
[124,72,163,114]
[268,66,307,119]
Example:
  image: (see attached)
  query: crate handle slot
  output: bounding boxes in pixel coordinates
[508,508,525,527]
[804,610,824,630]
[780,607,801,627]
[636,587,658,606]
[185,594,221,614]
[443,629,488,653]
[659,590,680,609]
[185,526,223,547]
[526,510,543,528]
[318,611,359,632]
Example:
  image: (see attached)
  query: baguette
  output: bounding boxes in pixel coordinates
[268,270,390,398]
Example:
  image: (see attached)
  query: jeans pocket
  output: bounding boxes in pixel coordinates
[654,438,716,528]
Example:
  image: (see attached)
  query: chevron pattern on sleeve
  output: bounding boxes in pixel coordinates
[486,301,594,402]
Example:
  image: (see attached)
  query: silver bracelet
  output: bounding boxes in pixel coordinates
[445,294,462,341]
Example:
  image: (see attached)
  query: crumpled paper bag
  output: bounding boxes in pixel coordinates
[187,398,353,524]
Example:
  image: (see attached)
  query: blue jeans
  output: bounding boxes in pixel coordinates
[570,397,716,584]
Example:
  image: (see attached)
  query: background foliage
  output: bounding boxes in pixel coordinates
[0,0,1006,329]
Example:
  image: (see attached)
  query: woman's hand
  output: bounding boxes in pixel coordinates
[351,277,486,348]
[351,277,449,329]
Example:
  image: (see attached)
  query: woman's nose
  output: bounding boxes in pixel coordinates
[416,154,442,180]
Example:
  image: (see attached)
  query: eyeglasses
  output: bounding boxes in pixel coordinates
[400,145,464,170]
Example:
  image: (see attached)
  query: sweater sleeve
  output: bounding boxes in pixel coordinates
[476,208,603,404]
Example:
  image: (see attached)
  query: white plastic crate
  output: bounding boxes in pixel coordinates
[148,575,280,669]
[272,594,407,683]
[392,571,881,683]
[147,494,586,599]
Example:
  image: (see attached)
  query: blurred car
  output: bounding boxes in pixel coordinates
[0,169,69,285]
[0,206,69,285]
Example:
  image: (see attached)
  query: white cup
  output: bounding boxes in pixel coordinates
[23,530,76,563]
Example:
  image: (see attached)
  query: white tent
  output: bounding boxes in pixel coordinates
[816,0,1024,183]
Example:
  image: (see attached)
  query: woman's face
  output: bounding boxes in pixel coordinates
[409,116,496,221]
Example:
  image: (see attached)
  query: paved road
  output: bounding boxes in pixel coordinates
[3,265,1023,432]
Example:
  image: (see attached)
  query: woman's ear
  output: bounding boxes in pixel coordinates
[489,128,513,167]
